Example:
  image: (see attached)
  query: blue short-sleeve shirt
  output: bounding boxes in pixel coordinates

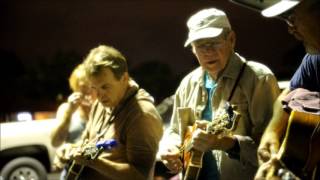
[290,54,320,91]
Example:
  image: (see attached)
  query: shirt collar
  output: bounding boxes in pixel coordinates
[217,52,246,80]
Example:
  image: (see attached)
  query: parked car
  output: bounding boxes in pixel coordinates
[0,119,57,180]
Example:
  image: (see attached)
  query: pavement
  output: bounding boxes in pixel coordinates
[48,172,60,180]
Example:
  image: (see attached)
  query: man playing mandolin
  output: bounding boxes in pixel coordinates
[60,45,163,180]
[159,7,280,180]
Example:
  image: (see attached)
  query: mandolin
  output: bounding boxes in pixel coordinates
[180,103,240,180]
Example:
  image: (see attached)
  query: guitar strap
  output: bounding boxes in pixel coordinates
[222,61,246,160]
[227,61,247,102]
[95,88,139,142]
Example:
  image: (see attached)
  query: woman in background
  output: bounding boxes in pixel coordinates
[51,63,96,170]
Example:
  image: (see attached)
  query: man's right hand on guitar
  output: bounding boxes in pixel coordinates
[191,120,237,152]
[68,139,107,168]
[53,139,90,170]
[257,132,281,165]
[160,146,183,174]
[70,147,92,166]
[254,156,300,180]
[53,143,77,171]
[254,156,282,180]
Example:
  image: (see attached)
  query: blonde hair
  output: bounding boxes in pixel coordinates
[68,64,88,92]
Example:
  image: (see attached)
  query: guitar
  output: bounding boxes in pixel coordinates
[65,139,117,180]
[180,104,240,180]
[263,110,320,180]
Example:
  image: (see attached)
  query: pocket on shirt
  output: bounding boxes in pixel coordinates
[230,102,250,134]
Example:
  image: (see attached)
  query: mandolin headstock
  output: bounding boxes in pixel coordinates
[207,102,240,135]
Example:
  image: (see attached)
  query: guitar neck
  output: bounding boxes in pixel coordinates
[65,161,84,180]
[64,139,117,180]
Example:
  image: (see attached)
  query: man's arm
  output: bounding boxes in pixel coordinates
[257,88,290,165]
[159,90,186,173]
[87,109,162,179]
[85,157,146,180]
[69,142,147,179]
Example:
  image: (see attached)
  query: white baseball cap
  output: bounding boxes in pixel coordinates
[184,8,231,47]
[262,0,300,17]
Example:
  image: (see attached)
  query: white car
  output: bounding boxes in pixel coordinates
[0,119,57,180]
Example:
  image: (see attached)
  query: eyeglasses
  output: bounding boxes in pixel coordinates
[193,41,225,52]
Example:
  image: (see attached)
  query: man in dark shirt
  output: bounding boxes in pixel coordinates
[253,0,320,179]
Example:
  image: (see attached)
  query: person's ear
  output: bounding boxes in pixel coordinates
[121,72,129,82]
[229,31,236,49]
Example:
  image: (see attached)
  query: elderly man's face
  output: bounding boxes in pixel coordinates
[191,31,235,79]
[89,68,128,108]
[287,1,320,53]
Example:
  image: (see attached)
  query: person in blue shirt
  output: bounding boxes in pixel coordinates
[290,54,320,91]
[159,7,280,180]
[256,0,320,179]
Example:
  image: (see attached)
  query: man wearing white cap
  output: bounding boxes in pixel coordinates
[159,7,280,180]
[255,0,320,179]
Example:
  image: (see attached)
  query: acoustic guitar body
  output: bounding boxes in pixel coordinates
[279,110,320,178]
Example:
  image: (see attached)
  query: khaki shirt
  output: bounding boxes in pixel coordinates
[163,53,280,180]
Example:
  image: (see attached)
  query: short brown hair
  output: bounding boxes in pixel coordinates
[83,45,128,80]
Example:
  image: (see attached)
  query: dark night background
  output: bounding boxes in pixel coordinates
[0,0,305,120]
